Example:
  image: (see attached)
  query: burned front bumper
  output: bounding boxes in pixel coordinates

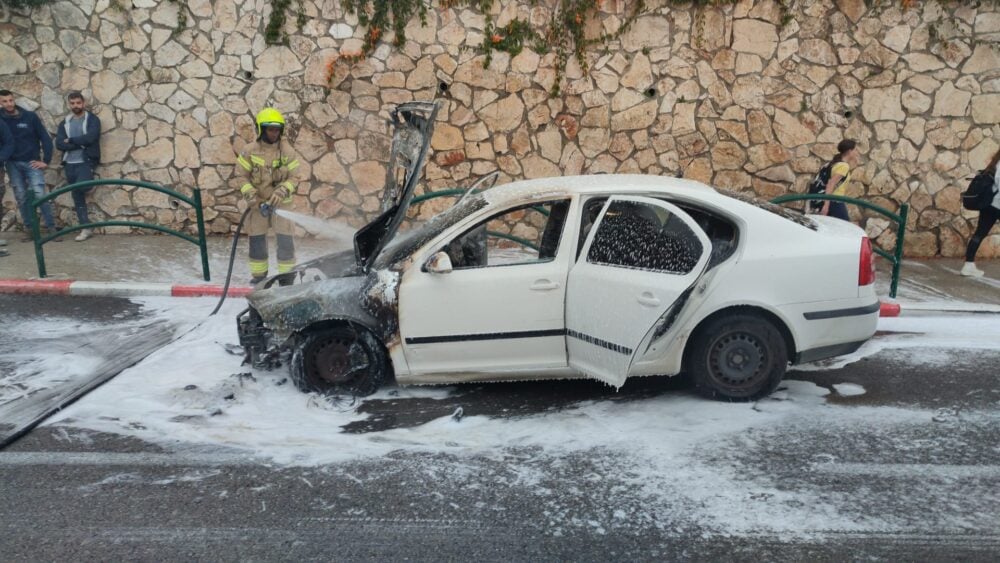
[237,307,282,369]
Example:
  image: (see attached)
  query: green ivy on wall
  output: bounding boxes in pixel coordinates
[265,0,308,45]
[342,0,432,50]
[0,0,57,6]
[325,0,795,95]
[166,0,188,37]
[323,0,999,95]
[332,0,650,96]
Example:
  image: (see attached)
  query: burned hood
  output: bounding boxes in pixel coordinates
[251,248,360,293]
[246,268,402,346]
[354,101,440,272]
[247,275,371,341]
[289,248,361,279]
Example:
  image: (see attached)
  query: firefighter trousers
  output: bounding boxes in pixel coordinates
[248,234,295,279]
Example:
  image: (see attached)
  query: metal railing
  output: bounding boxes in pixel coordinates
[26,179,211,280]
[770,193,909,298]
[410,189,467,206]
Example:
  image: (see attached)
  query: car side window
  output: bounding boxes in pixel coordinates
[444,200,571,269]
[587,200,703,274]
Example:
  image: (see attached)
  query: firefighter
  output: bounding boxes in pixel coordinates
[237,108,302,285]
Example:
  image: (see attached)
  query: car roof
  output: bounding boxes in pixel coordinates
[472,173,820,233]
[479,174,724,207]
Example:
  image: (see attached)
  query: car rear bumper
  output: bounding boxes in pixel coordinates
[801,301,880,320]
[795,338,868,363]
[782,298,879,364]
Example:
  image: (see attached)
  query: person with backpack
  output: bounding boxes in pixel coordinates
[960,147,1000,277]
[808,139,861,221]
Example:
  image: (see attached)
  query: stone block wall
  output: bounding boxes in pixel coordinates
[1,0,998,256]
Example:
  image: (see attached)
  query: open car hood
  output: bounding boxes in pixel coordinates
[353,101,440,272]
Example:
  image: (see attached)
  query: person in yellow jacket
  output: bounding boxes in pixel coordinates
[237,108,302,285]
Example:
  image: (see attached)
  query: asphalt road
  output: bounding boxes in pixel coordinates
[2,295,999,561]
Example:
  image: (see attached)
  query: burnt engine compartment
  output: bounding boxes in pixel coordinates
[238,307,281,369]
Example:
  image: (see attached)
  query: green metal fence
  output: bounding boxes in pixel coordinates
[770,193,909,298]
[25,179,211,280]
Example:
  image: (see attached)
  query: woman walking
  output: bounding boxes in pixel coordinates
[817,140,862,222]
[961,147,1000,277]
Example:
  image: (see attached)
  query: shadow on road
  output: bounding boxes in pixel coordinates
[344,374,695,433]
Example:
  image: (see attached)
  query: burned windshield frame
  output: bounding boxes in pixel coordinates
[441,199,571,270]
[372,195,489,271]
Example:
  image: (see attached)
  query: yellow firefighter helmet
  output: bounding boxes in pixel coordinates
[255,108,285,138]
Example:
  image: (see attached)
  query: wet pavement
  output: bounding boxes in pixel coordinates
[0,295,173,446]
[0,294,145,399]
[3,349,999,562]
[344,375,691,434]
[3,289,1000,559]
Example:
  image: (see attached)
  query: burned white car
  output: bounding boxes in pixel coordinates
[238,102,879,401]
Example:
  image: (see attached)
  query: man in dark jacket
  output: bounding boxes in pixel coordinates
[0,89,59,241]
[55,91,101,242]
[0,117,12,178]
[0,118,12,252]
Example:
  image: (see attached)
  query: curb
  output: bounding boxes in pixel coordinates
[893,301,1000,314]
[0,279,253,298]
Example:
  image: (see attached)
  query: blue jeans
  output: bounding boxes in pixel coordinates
[6,160,55,231]
[827,201,850,222]
[64,162,95,224]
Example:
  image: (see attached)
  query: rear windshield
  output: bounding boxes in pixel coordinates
[718,189,817,231]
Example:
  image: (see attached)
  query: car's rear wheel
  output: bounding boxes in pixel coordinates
[290,324,389,396]
[689,313,787,401]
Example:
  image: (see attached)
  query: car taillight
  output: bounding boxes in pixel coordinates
[859,237,875,286]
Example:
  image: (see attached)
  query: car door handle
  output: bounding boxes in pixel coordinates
[637,292,660,307]
[530,279,560,291]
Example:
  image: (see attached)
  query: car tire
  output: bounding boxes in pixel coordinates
[290,324,389,397]
[689,313,787,401]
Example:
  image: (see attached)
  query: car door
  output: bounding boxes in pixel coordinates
[398,199,573,374]
[566,196,711,387]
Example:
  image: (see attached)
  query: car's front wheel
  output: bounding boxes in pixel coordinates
[290,324,389,396]
[688,313,787,401]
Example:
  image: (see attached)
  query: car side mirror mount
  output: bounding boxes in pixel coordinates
[424,251,453,274]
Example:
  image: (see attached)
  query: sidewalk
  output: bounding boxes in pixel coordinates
[877,257,1000,313]
[0,232,998,313]
[0,233,349,296]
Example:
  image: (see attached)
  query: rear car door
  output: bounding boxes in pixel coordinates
[566,196,711,387]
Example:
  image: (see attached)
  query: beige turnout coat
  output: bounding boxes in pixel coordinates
[237,139,302,236]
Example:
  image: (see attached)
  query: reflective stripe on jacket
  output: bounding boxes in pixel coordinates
[236,139,302,236]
